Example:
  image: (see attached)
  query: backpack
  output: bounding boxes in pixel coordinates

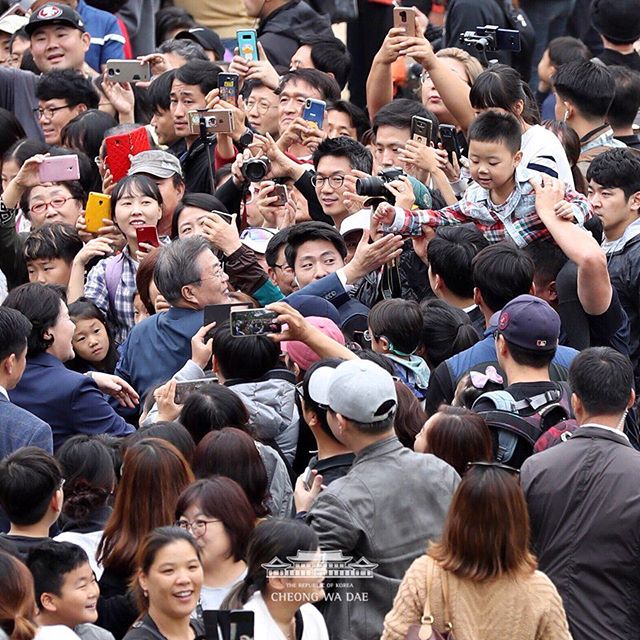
[473,382,579,468]
[496,0,536,82]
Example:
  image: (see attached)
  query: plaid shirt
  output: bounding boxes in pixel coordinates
[84,249,137,345]
[384,167,592,247]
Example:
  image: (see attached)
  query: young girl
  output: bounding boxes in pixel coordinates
[67,299,119,374]
[68,174,164,344]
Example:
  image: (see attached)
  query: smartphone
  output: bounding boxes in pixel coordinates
[302,467,314,491]
[104,127,151,182]
[230,308,282,337]
[84,192,112,234]
[411,116,432,146]
[135,225,160,248]
[302,98,326,129]
[174,377,218,404]
[229,610,254,640]
[212,210,236,225]
[439,124,462,164]
[38,155,80,182]
[0,0,34,18]
[272,184,288,206]
[237,29,258,61]
[203,302,250,329]
[188,109,234,135]
[218,72,240,107]
[105,59,151,83]
[495,28,521,52]
[393,6,416,37]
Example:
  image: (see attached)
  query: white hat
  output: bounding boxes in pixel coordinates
[339,209,371,237]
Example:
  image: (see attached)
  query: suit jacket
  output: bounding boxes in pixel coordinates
[521,426,640,640]
[0,393,52,457]
[9,353,133,450]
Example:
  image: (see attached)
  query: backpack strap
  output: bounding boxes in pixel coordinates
[104,254,125,311]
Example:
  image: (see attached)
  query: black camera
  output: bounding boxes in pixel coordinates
[459,25,521,53]
[355,167,406,203]
[241,156,271,182]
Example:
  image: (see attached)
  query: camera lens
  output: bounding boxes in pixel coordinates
[242,157,271,182]
[355,176,386,198]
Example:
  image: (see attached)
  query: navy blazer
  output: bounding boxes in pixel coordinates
[0,393,53,457]
[9,353,133,450]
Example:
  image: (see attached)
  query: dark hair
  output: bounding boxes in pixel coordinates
[472,245,534,313]
[499,338,556,369]
[21,178,87,223]
[0,108,25,159]
[327,100,370,141]
[419,299,480,369]
[193,428,270,519]
[468,110,522,155]
[171,192,229,239]
[61,109,117,162]
[148,69,176,113]
[26,541,91,608]
[312,136,373,173]
[373,99,438,141]
[429,464,537,580]
[131,421,196,466]
[111,174,163,215]
[158,38,208,62]
[568,347,634,415]
[0,448,63,526]
[586,147,640,199]
[547,36,590,68]
[553,60,615,119]
[179,385,250,445]
[606,66,640,130]
[36,70,99,110]
[368,299,423,355]
[155,6,196,46]
[174,60,222,98]
[23,223,83,265]
[264,227,291,269]
[0,307,31,363]
[284,221,347,269]
[427,225,489,299]
[134,247,161,316]
[224,519,318,608]
[0,552,39,640]
[300,358,343,440]
[97,439,194,575]
[277,68,341,103]
[469,64,540,126]
[541,120,588,196]
[300,35,352,90]
[130,527,201,615]
[424,405,492,475]
[394,381,427,448]
[355,348,396,373]
[524,238,568,290]
[211,323,280,382]
[175,477,255,561]
[55,435,116,524]
[3,139,48,167]
[2,283,66,357]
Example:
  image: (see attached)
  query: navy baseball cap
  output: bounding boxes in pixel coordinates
[497,295,560,352]
[26,3,86,36]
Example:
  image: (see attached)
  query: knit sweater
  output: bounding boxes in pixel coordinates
[381,555,572,640]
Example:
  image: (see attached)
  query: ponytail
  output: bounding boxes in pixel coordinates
[9,615,38,640]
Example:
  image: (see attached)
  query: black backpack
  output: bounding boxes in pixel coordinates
[496,0,536,82]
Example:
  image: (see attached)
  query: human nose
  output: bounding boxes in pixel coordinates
[381,148,395,166]
[314,264,329,279]
[588,192,600,208]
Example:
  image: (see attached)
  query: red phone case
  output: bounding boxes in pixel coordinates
[135,225,160,248]
[104,127,151,182]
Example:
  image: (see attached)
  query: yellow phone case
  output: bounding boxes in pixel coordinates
[84,192,112,234]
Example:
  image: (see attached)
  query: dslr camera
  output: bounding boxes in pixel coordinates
[241,156,271,182]
[355,167,406,204]
[459,25,521,53]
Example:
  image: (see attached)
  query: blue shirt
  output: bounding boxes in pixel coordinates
[77,0,125,72]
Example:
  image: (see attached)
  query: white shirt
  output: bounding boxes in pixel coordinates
[581,422,630,442]
[0,385,8,401]
[521,125,575,188]
[199,569,247,611]
[35,626,82,640]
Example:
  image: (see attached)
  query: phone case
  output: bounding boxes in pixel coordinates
[411,116,432,145]
[237,29,258,61]
[105,59,151,83]
[85,192,112,234]
[135,225,160,248]
[38,155,80,182]
[104,127,150,182]
[302,99,326,129]
[218,73,239,106]
[393,7,416,36]
[272,185,288,206]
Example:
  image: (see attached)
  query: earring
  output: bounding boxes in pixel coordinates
[143,590,148,598]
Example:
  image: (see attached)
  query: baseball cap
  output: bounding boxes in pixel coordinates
[590,0,640,45]
[497,294,560,352]
[287,294,341,325]
[128,150,183,179]
[313,359,397,423]
[282,317,345,372]
[176,27,225,61]
[25,3,85,36]
[339,209,371,237]
[240,227,277,255]
[0,14,27,36]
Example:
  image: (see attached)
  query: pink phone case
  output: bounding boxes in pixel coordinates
[38,155,80,182]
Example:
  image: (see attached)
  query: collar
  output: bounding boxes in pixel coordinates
[310,452,355,472]
[0,385,7,401]
[572,423,631,445]
[353,435,401,465]
[580,123,610,144]
[602,218,640,254]
[28,352,64,367]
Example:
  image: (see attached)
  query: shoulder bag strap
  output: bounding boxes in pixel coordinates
[414,558,436,640]
[439,566,454,634]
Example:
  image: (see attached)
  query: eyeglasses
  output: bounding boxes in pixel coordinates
[273,262,294,275]
[240,227,276,242]
[245,100,277,115]
[466,461,520,474]
[194,265,226,285]
[175,518,221,537]
[33,105,72,120]
[30,196,75,215]
[311,174,346,189]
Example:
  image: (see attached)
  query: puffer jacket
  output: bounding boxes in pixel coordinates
[256,441,294,518]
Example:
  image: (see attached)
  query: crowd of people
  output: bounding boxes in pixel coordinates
[0,0,638,638]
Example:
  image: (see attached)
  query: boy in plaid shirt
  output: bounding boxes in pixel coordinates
[374,111,592,247]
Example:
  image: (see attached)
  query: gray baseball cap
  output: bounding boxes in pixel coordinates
[128,150,183,179]
[315,359,397,423]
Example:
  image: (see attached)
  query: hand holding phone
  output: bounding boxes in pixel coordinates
[84,193,112,234]
[38,155,80,182]
[393,6,417,37]
[218,72,240,106]
[230,308,282,337]
[302,98,326,129]
[135,225,160,248]
[237,29,259,61]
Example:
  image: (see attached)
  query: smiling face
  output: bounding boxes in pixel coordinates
[315,155,352,219]
[37,98,83,145]
[170,79,207,140]
[42,561,99,627]
[30,24,90,73]
[71,317,110,364]
[113,184,162,247]
[467,139,521,194]
[293,238,344,288]
[28,183,83,229]
[176,206,209,238]
[47,299,76,362]
[138,540,203,621]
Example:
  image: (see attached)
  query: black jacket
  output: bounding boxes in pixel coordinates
[521,426,640,640]
[258,0,332,68]
[180,138,216,195]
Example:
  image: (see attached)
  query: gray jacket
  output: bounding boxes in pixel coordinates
[521,425,640,640]
[307,436,459,640]
[256,441,294,519]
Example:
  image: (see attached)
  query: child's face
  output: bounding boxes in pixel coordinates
[48,562,99,627]
[468,139,522,193]
[27,258,72,288]
[71,318,110,364]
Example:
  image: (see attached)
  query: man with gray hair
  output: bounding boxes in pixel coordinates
[114,236,230,399]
